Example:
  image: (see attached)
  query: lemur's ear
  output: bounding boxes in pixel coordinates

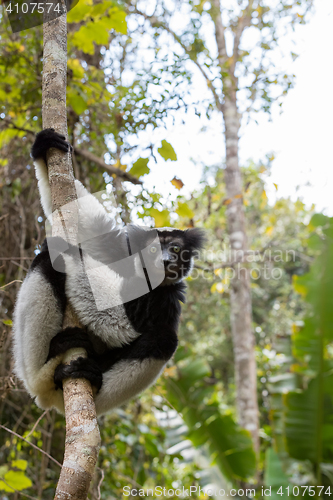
[184,228,206,251]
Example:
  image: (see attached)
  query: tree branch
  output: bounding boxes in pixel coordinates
[0,424,62,468]
[0,117,35,135]
[0,118,141,185]
[232,0,254,73]
[209,0,228,68]
[131,6,223,111]
[74,147,143,185]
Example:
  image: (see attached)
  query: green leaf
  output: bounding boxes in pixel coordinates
[71,26,94,55]
[11,460,27,471]
[176,202,194,219]
[101,8,127,34]
[129,158,150,178]
[309,213,328,228]
[180,358,210,384]
[67,0,92,23]
[284,378,320,462]
[1,319,12,326]
[165,356,256,481]
[158,140,177,161]
[67,89,87,114]
[72,21,109,55]
[68,59,85,80]
[285,219,333,468]
[149,208,170,227]
[0,470,32,492]
[90,0,113,17]
[264,448,289,500]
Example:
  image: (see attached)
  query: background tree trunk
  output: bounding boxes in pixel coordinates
[211,0,259,453]
[42,14,101,500]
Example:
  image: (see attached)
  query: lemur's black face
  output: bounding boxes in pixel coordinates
[144,228,205,285]
[155,233,192,284]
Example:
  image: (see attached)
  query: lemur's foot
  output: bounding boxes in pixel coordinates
[47,327,96,361]
[31,128,72,163]
[54,357,103,392]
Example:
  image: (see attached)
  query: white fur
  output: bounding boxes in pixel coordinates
[34,159,53,218]
[95,358,166,415]
[34,158,113,235]
[63,252,139,348]
[12,269,65,411]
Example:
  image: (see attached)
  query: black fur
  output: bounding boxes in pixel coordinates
[94,282,184,373]
[31,128,71,164]
[30,240,67,316]
[47,327,96,361]
[54,357,103,392]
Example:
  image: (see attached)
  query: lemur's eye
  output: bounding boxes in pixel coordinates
[172,245,181,253]
[150,246,157,254]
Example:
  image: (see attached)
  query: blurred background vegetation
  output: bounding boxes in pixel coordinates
[1,0,333,498]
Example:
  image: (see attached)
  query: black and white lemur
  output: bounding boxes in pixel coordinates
[13,129,205,416]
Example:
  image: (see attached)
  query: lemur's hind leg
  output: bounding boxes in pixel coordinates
[54,357,103,392]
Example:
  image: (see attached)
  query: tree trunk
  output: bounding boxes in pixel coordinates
[211,0,259,453]
[223,96,259,453]
[42,13,101,500]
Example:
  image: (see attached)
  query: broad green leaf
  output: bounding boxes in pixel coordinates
[180,358,210,384]
[67,0,93,23]
[285,218,333,469]
[309,213,328,228]
[129,158,150,178]
[165,356,256,481]
[11,460,27,471]
[101,8,127,34]
[90,0,113,17]
[158,140,177,161]
[264,448,289,500]
[292,317,321,374]
[0,470,32,492]
[68,59,85,80]
[67,89,87,114]
[149,208,170,227]
[284,378,320,462]
[176,202,194,219]
[72,22,109,55]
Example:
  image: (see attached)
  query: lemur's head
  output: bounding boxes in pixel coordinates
[128,226,205,285]
[156,228,205,284]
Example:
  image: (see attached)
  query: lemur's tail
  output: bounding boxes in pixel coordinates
[34,159,53,218]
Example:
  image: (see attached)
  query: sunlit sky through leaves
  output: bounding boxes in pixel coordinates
[142,0,333,215]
